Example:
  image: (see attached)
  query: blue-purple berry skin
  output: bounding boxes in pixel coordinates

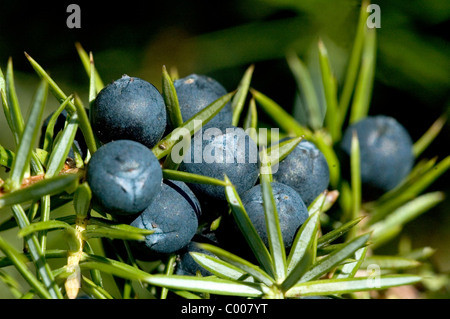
[175,242,215,277]
[86,140,162,216]
[273,139,330,207]
[179,125,259,201]
[340,115,414,192]
[91,75,167,148]
[173,74,232,129]
[129,180,200,256]
[240,182,309,250]
[164,179,202,219]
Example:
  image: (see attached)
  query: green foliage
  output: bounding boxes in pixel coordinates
[0,4,448,299]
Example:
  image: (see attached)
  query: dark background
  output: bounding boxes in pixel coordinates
[0,0,449,292]
[1,1,448,141]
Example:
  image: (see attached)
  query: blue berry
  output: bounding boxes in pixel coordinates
[340,115,414,192]
[273,139,330,207]
[173,74,232,129]
[91,75,167,148]
[175,242,215,277]
[129,180,200,256]
[179,124,259,201]
[86,140,162,216]
[240,182,309,250]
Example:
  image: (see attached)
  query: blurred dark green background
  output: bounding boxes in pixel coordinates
[0,0,449,296]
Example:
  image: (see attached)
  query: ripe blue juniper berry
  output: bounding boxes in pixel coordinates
[179,124,260,201]
[175,241,216,277]
[86,139,163,217]
[174,74,233,129]
[240,182,309,250]
[273,139,330,207]
[128,180,201,257]
[91,75,167,148]
[340,115,414,193]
